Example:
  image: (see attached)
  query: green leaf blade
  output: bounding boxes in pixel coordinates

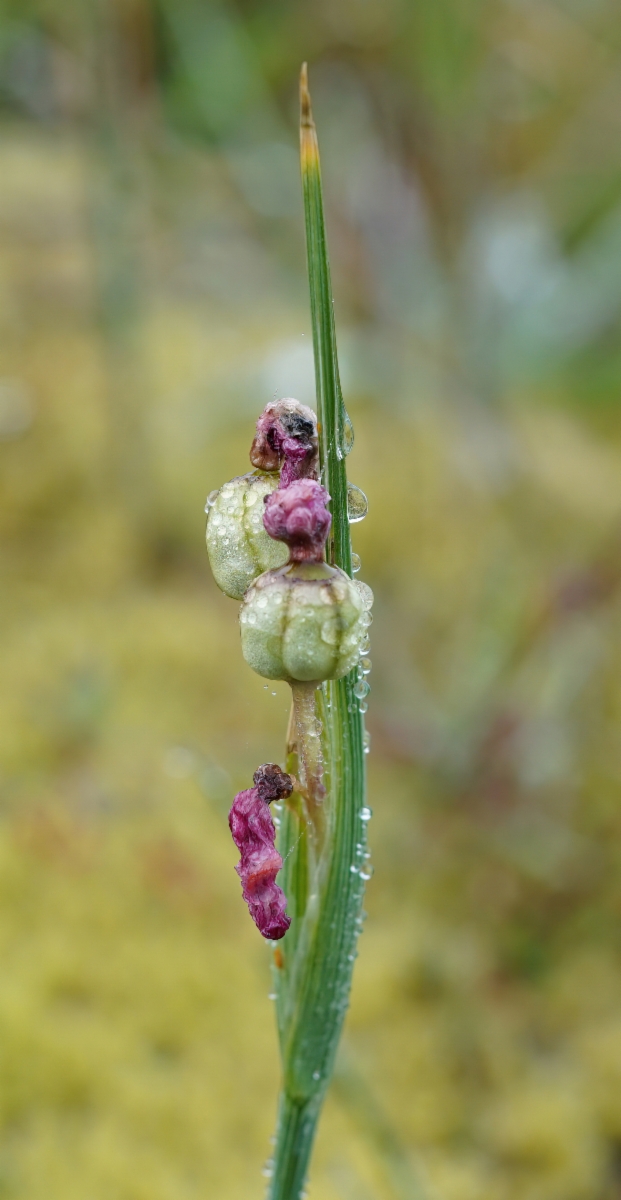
[268,63,368,1200]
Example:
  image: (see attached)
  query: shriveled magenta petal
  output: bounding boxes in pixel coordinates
[263,479,331,563]
[250,399,318,484]
[229,767,294,940]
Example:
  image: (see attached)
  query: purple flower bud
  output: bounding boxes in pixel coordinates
[228,764,294,940]
[250,399,318,486]
[263,479,331,563]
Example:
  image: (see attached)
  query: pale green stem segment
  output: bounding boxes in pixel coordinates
[267,65,367,1200]
[290,681,325,845]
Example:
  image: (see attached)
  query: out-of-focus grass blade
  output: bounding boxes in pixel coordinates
[268,64,367,1200]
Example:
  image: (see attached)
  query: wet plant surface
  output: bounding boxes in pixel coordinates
[3,5,621,1197]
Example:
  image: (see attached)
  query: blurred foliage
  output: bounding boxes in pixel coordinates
[1,1,621,1197]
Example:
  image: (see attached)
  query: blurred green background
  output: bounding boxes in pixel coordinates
[1,1,621,1197]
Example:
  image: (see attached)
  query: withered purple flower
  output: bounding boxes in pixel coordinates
[229,763,294,940]
[250,398,318,488]
[263,478,331,563]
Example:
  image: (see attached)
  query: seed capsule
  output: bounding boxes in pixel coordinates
[206,472,288,600]
[240,562,365,683]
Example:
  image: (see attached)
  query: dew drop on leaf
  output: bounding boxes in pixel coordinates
[337,409,354,459]
[347,483,368,523]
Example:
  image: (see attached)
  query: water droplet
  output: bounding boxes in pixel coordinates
[363,730,371,751]
[353,680,370,700]
[361,611,373,628]
[321,620,338,645]
[312,1070,321,1081]
[360,866,374,880]
[262,1157,274,1178]
[351,552,361,573]
[338,409,354,458]
[271,691,277,696]
[359,700,369,714]
[350,864,359,874]
[347,483,368,523]
[359,633,371,653]
[247,612,257,625]
[204,489,219,512]
[354,581,374,610]
[360,658,372,675]
[360,806,372,821]
[268,992,277,1001]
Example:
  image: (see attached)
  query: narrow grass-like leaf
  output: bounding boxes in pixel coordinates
[268,64,368,1200]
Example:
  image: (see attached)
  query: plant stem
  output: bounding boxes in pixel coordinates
[269,1093,321,1200]
[290,682,325,837]
[268,64,367,1199]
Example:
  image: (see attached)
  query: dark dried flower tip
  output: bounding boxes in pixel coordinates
[253,762,294,802]
[263,479,331,563]
[250,398,318,487]
[228,770,292,941]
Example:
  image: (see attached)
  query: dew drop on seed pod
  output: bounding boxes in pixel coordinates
[350,864,359,874]
[351,552,361,573]
[359,700,369,714]
[204,489,219,512]
[354,680,370,700]
[354,580,374,609]
[360,866,374,880]
[361,611,373,627]
[360,806,372,821]
[347,483,368,523]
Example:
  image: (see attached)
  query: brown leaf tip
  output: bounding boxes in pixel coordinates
[300,62,312,128]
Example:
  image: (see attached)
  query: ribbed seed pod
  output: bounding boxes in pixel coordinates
[240,562,364,683]
[206,472,288,600]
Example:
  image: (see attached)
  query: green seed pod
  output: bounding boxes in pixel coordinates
[206,472,288,600]
[240,562,365,683]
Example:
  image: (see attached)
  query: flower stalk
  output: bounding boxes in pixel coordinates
[266,65,368,1199]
